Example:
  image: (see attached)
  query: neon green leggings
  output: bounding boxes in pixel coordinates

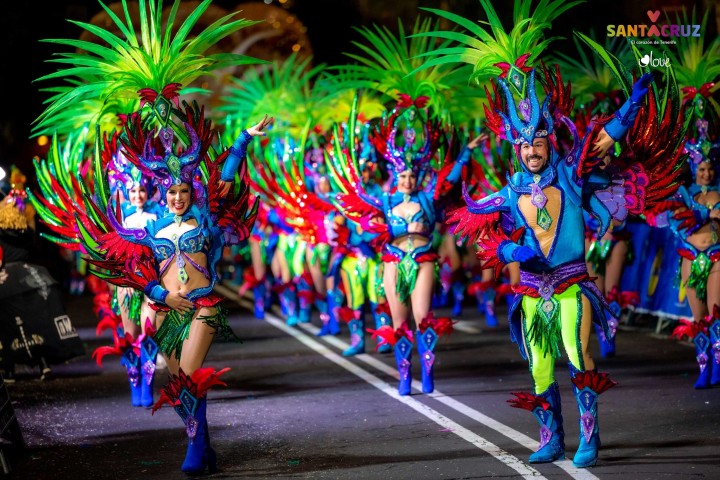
[277,234,307,278]
[521,284,592,393]
[341,256,379,310]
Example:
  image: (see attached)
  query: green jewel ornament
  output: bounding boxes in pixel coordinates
[178,267,189,284]
[539,297,559,323]
[397,253,419,304]
[174,214,182,226]
[167,154,181,180]
[688,251,712,301]
[507,65,528,98]
[537,207,552,231]
[527,295,562,359]
[153,96,172,126]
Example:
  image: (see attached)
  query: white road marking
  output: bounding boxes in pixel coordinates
[453,319,483,334]
[217,284,598,480]
[264,311,546,479]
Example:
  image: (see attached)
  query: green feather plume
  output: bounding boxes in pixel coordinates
[413,0,584,83]
[34,0,264,131]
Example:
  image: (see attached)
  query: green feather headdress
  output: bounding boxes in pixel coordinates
[661,7,720,125]
[413,0,584,84]
[338,17,475,123]
[219,53,329,137]
[34,0,264,133]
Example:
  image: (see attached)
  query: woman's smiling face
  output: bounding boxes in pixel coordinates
[166,183,191,215]
[128,185,148,208]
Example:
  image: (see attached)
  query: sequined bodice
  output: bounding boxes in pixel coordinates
[152,225,207,259]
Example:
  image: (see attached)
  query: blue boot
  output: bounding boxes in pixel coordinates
[693,332,712,389]
[709,320,720,386]
[140,336,158,407]
[325,289,343,335]
[315,298,331,336]
[434,263,452,308]
[120,348,142,407]
[394,335,413,396]
[529,383,565,463]
[569,364,617,468]
[595,323,616,359]
[296,276,314,323]
[342,313,365,356]
[482,287,498,327]
[176,395,217,474]
[451,282,465,317]
[416,328,438,394]
[280,285,298,326]
[252,283,266,319]
[371,302,392,353]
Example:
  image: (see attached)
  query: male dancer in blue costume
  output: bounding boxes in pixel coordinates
[451,68,660,468]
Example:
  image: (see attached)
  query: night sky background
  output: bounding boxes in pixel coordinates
[0,0,713,179]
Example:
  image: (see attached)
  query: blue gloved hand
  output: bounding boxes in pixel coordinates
[513,245,537,262]
[630,73,654,103]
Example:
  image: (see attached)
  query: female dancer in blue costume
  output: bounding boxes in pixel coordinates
[109,155,165,407]
[653,119,720,388]
[117,108,272,473]
[331,96,467,394]
[29,0,275,473]
[332,162,391,355]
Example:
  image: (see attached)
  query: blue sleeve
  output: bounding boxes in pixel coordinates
[497,241,521,264]
[221,130,252,181]
[143,280,169,305]
[445,147,472,184]
[604,98,642,141]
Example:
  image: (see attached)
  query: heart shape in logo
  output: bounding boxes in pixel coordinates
[647,10,661,22]
[640,54,650,66]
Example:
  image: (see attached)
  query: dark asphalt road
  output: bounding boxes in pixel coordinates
[5,284,720,480]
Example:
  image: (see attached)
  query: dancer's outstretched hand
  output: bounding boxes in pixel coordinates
[467,132,488,150]
[631,73,654,103]
[247,114,275,137]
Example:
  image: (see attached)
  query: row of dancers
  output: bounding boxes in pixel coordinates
[21,0,719,474]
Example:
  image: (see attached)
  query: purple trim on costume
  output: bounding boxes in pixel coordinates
[606,318,618,340]
[399,358,411,380]
[580,411,595,443]
[538,424,552,449]
[697,352,708,373]
[142,360,156,385]
[183,252,211,279]
[186,415,199,442]
[159,126,174,152]
[463,182,506,213]
[422,351,435,376]
[530,182,547,209]
[158,258,172,277]
[107,204,148,241]
[127,366,140,387]
[560,116,580,164]
[500,211,514,232]
[519,261,588,300]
